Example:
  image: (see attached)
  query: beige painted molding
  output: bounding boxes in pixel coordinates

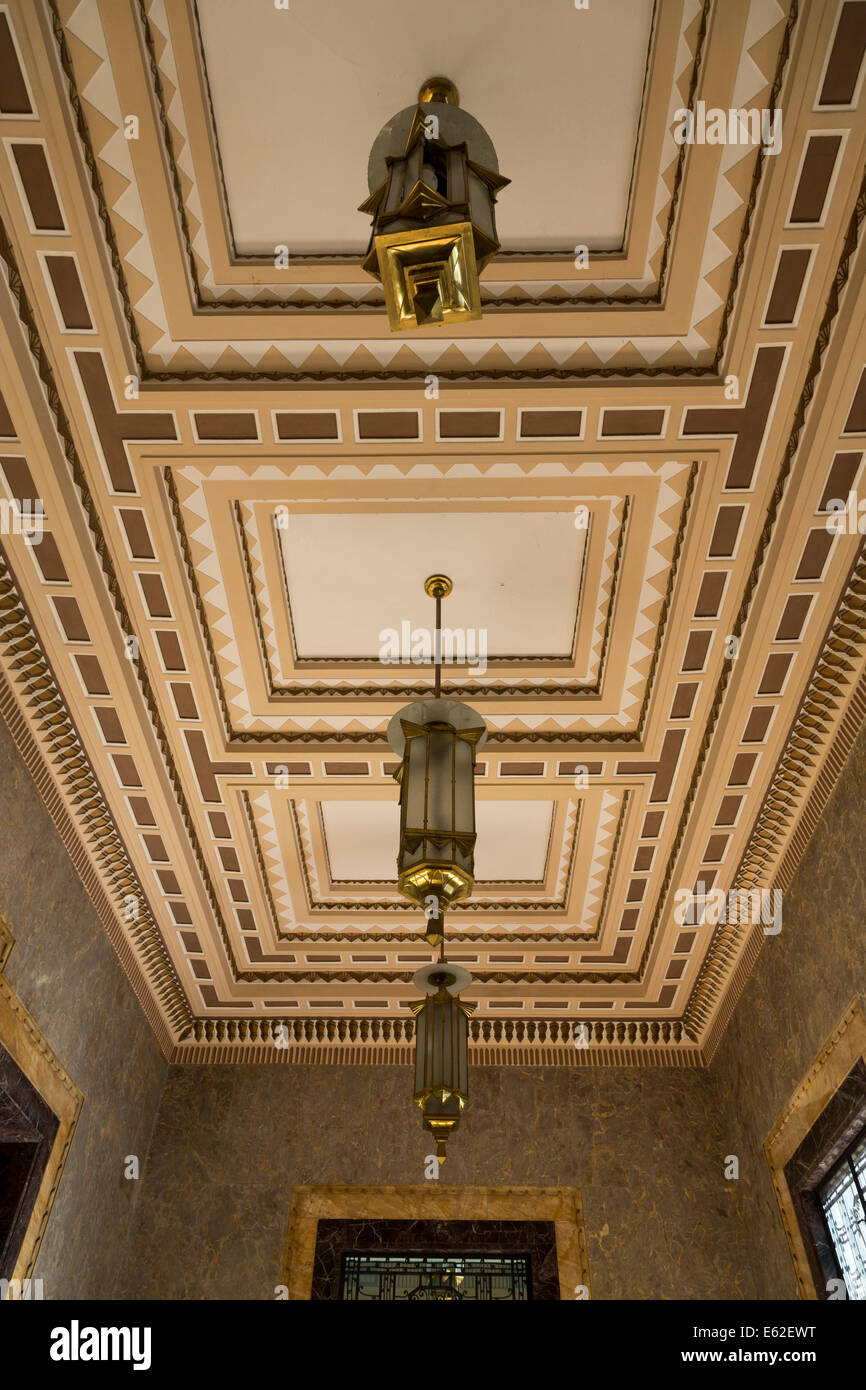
[0,914,12,972]
[0,918,83,1296]
[765,994,866,1300]
[282,1184,590,1301]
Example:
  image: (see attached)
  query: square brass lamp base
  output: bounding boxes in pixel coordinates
[374,222,482,332]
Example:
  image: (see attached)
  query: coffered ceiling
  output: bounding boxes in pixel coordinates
[0,0,865,1068]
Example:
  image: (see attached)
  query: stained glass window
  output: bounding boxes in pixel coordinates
[340,1252,531,1301]
[819,1129,866,1299]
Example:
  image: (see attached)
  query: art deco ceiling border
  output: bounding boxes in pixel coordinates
[0,574,193,1046]
[697,551,866,1061]
[165,463,695,744]
[739,542,866,897]
[174,1011,693,1061]
[2,163,864,1006]
[0,6,862,1060]
[773,606,866,895]
[41,0,799,380]
[679,169,866,1049]
[0,564,698,1059]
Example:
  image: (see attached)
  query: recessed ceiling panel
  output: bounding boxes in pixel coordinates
[321,799,553,882]
[195,0,653,252]
[280,510,584,659]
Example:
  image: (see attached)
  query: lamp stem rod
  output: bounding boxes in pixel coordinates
[434,591,442,699]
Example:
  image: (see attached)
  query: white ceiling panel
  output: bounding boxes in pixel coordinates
[321,798,553,882]
[280,508,585,660]
[196,0,653,253]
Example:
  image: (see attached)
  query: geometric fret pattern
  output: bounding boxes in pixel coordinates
[0,0,864,1065]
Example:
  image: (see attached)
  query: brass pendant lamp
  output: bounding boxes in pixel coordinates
[409,958,475,1164]
[388,576,484,1162]
[386,575,487,949]
[359,79,510,331]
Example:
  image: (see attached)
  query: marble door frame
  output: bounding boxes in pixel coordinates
[282,1183,590,1300]
[0,914,82,1296]
[764,993,866,1299]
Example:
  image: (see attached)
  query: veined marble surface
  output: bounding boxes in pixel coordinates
[117,1061,755,1300]
[0,714,166,1299]
[711,721,866,1299]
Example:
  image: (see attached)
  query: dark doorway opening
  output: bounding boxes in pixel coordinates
[0,1042,59,1279]
[311,1217,560,1300]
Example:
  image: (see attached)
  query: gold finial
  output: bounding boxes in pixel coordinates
[418,76,459,107]
[423,923,444,949]
[424,574,452,599]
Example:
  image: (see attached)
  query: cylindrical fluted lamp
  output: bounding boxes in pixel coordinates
[387,576,487,946]
[410,961,475,1163]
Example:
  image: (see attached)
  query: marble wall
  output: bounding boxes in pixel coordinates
[117,1061,757,1300]
[0,714,166,1299]
[709,720,866,1299]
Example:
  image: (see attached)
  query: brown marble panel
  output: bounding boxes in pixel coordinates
[682,347,785,489]
[764,248,811,324]
[844,369,866,433]
[438,411,501,439]
[356,412,419,440]
[117,1064,757,1301]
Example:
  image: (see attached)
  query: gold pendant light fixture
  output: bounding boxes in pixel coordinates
[359,79,510,331]
[388,576,485,1162]
[409,958,476,1165]
[386,576,487,949]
